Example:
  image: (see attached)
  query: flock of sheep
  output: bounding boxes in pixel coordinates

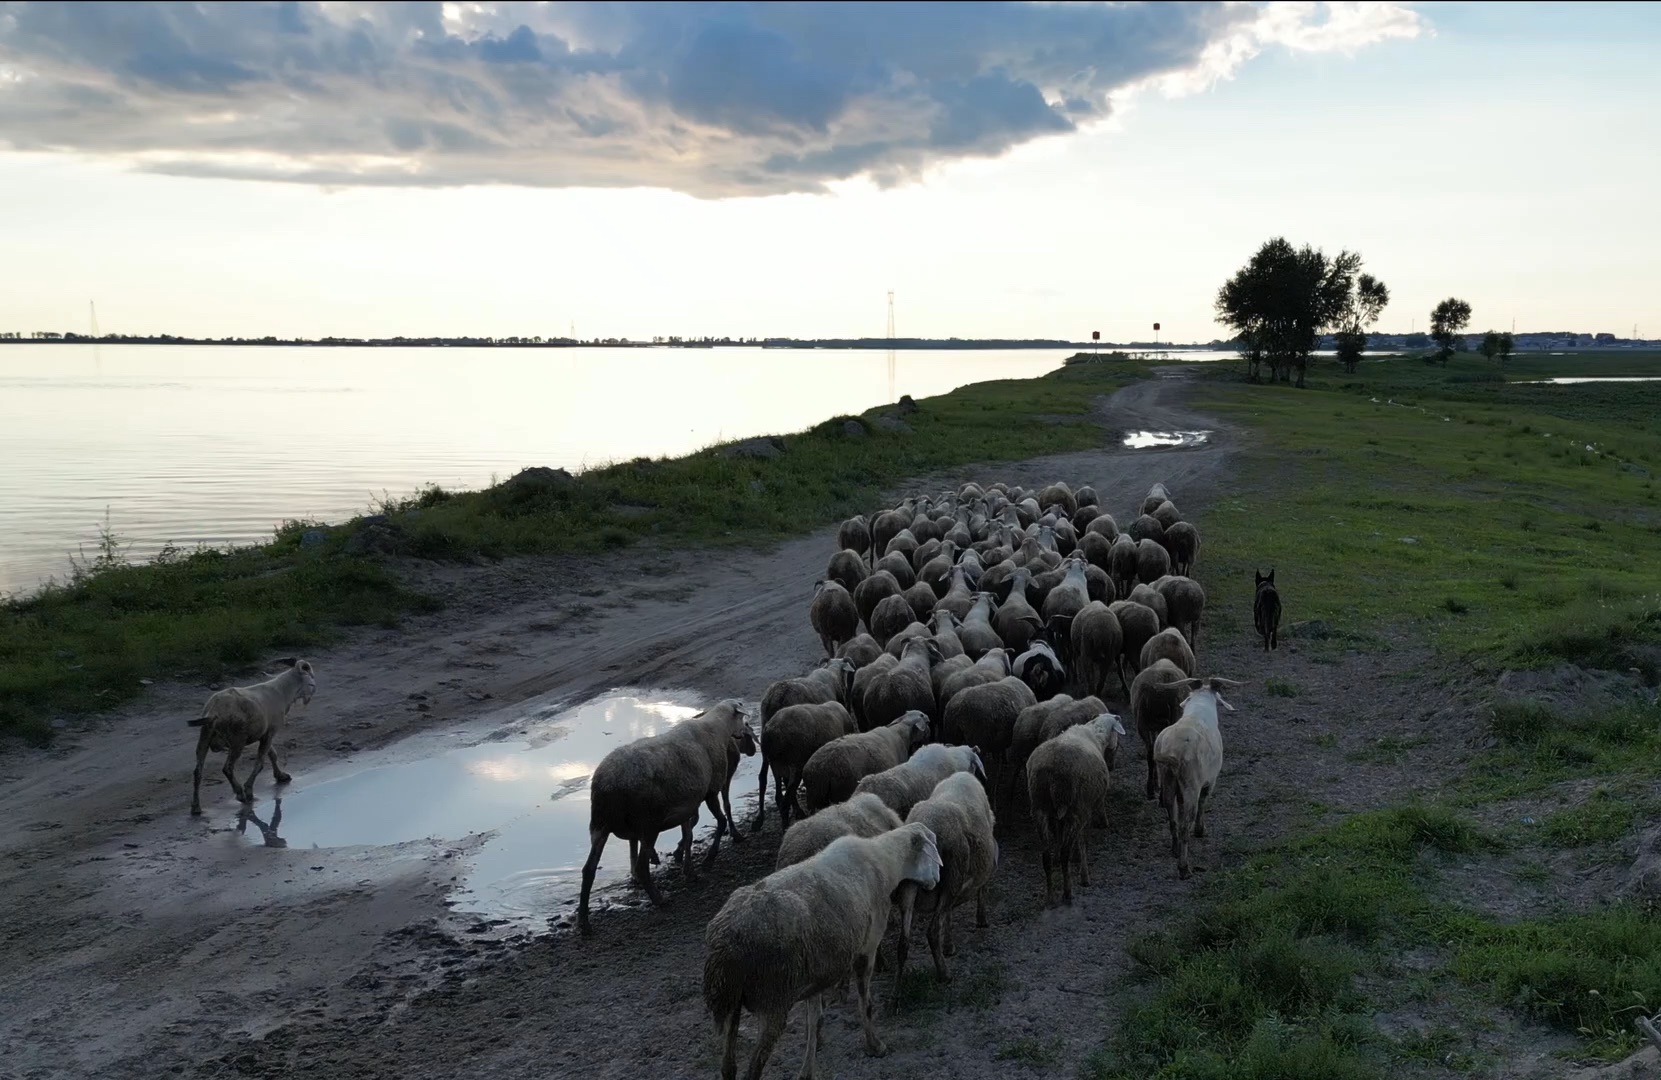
[572,478,1245,1080]
[177,476,1273,1080]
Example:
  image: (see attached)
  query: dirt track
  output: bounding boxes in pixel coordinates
[0,371,1495,1079]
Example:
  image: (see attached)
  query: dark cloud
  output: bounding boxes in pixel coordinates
[0,1,1411,196]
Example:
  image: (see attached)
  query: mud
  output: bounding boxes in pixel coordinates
[0,371,1513,1079]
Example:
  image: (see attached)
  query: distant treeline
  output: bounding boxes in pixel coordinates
[1,332,1218,350]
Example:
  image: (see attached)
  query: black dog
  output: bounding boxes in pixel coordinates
[1254,568,1282,652]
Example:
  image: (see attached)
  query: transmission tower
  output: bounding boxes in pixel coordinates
[90,300,99,337]
[886,291,896,404]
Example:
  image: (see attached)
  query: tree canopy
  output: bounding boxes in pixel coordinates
[1429,298,1473,363]
[1215,237,1382,387]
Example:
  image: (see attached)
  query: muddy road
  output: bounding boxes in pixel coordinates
[0,371,1487,1079]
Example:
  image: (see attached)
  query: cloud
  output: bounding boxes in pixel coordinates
[0,1,1424,197]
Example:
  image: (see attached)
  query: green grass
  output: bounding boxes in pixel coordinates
[1264,676,1302,698]
[1536,788,1644,848]
[0,356,1147,742]
[1468,699,1661,799]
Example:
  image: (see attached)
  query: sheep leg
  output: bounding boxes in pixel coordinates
[943,907,957,958]
[702,795,727,865]
[785,776,805,826]
[679,817,700,882]
[752,755,771,834]
[854,953,888,1057]
[720,779,744,845]
[1194,783,1212,839]
[742,1009,788,1080]
[265,734,292,777]
[894,892,914,1001]
[239,735,271,804]
[798,994,823,1080]
[1117,661,1131,701]
[719,1007,742,1080]
[1076,828,1092,887]
[190,725,213,816]
[976,887,989,929]
[1039,845,1056,908]
[926,911,950,981]
[1060,825,1076,904]
[634,830,669,904]
[1144,742,1159,801]
[577,830,609,936]
[221,742,247,802]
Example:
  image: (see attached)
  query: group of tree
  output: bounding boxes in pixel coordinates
[1216,238,1524,383]
[1213,237,1388,386]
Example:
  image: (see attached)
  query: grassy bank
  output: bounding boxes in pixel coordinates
[1089,351,1661,1078]
[0,356,1149,743]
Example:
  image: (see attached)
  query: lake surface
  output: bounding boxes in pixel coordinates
[5,343,1231,595]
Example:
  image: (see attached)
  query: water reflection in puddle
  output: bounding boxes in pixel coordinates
[238,688,760,927]
[1122,430,1212,449]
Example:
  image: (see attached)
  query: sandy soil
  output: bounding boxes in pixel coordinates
[0,371,1538,1079]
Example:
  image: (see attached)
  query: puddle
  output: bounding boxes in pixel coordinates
[235,688,761,928]
[1522,376,1661,384]
[1121,430,1212,449]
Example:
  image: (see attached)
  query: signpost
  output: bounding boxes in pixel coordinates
[1091,329,1100,359]
[1153,322,1161,348]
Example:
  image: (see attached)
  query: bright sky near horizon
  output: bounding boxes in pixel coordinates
[0,1,1655,343]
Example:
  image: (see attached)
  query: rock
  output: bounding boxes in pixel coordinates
[1621,462,1651,478]
[750,479,765,494]
[502,466,574,492]
[299,528,328,549]
[896,394,919,415]
[1288,619,1334,640]
[872,414,913,434]
[719,436,785,460]
[344,522,401,557]
[841,419,867,437]
[1561,1043,1660,1079]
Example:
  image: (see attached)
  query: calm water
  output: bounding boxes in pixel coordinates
[2,343,1168,594]
[222,687,756,928]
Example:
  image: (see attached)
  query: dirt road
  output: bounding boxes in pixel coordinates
[0,371,1483,1079]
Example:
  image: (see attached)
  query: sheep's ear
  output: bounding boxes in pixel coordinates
[1112,717,1127,735]
[1216,694,1236,713]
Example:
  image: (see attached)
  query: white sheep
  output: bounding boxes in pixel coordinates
[188,657,317,816]
[800,710,931,812]
[895,771,999,990]
[853,743,986,818]
[1153,676,1243,879]
[1026,712,1126,906]
[578,699,754,935]
[703,823,943,1080]
[775,792,902,870]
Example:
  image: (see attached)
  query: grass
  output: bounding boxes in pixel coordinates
[1,357,1148,742]
[995,1035,1065,1067]
[1264,676,1301,698]
[893,960,1008,1016]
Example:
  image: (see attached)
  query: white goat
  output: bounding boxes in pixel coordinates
[189,658,316,816]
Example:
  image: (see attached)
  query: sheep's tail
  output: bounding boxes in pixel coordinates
[702,946,745,1027]
[1155,757,1181,812]
[187,717,209,728]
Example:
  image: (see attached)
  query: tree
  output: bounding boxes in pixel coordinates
[1333,272,1392,374]
[1429,297,1472,364]
[1498,331,1515,365]
[1479,331,1503,363]
[1215,238,1359,388]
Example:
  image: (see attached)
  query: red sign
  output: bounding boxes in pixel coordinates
[1153,322,1161,332]
[1091,331,1100,341]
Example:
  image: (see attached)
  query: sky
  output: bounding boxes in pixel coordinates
[0,1,1656,343]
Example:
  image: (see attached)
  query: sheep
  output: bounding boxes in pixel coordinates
[875,550,918,591]
[854,743,986,819]
[939,676,1037,807]
[704,822,942,1080]
[1012,638,1068,702]
[1254,568,1282,652]
[1151,499,1182,531]
[826,549,870,595]
[1128,513,1166,546]
[775,792,902,870]
[977,556,1016,600]
[1041,559,1091,625]
[870,503,915,563]
[861,637,940,729]
[994,568,1045,653]
[758,660,855,810]
[869,593,916,649]
[838,515,872,564]
[1130,659,1189,800]
[928,609,966,659]
[1037,482,1077,516]
[850,653,897,729]
[755,701,858,832]
[938,649,1013,710]
[1153,676,1243,879]
[1136,538,1172,584]
[901,580,938,623]
[933,565,979,622]
[1085,512,1119,541]
[854,571,902,630]
[1128,582,1170,628]
[188,657,316,816]
[1108,599,1161,680]
[1075,484,1100,509]
[1026,713,1126,906]
[884,529,920,566]
[835,633,884,669]
[1152,574,1206,651]
[579,699,754,935]
[810,579,860,657]
[1141,482,1171,516]
[1108,534,1139,598]
[1165,521,1200,576]
[1140,627,1197,677]
[1077,530,1113,574]
[883,620,931,659]
[662,725,761,868]
[801,710,932,811]
[1085,563,1114,605]
[1008,694,1111,783]
[1070,602,1127,701]
[895,771,999,990]
[918,541,959,597]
